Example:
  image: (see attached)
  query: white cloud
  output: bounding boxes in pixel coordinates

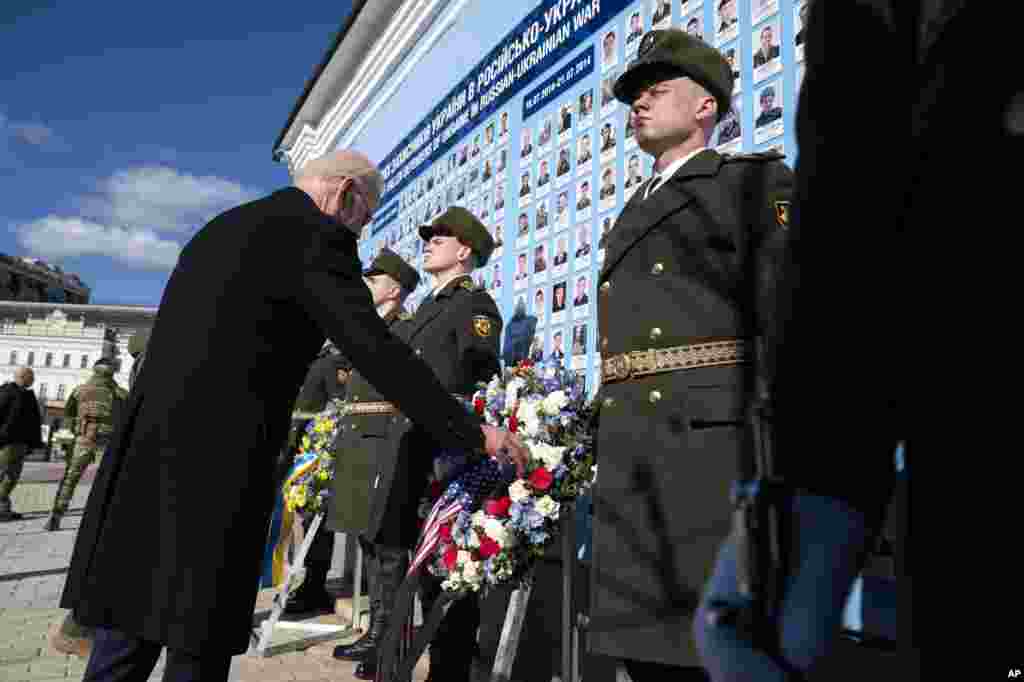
[13,165,264,271]
[16,216,182,270]
[80,165,260,234]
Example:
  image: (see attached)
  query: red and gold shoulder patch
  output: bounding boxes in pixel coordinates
[774,200,791,228]
[472,315,493,337]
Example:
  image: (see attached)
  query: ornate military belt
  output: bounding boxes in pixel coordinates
[291,411,319,421]
[344,394,469,418]
[601,339,748,384]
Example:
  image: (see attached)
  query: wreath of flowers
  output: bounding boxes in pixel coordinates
[418,360,597,595]
[283,397,348,516]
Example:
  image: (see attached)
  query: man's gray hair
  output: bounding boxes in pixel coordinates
[295,150,384,208]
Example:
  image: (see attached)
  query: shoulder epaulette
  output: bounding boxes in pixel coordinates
[722,151,784,163]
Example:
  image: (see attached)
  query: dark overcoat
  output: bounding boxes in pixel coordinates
[60,188,488,657]
[588,149,792,667]
[329,275,502,550]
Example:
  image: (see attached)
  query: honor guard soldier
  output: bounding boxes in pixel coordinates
[339,207,501,681]
[589,29,793,681]
[327,248,420,674]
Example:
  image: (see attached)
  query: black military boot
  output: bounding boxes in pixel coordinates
[352,546,408,678]
[283,561,334,615]
[334,544,379,660]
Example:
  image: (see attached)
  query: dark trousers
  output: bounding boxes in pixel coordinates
[83,627,232,682]
[623,658,709,681]
[694,494,877,681]
[418,574,480,680]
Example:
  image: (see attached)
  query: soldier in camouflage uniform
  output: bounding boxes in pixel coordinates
[45,358,128,532]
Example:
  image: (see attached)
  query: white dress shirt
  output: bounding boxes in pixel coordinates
[644,147,707,200]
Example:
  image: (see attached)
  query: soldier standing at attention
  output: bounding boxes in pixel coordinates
[46,358,127,532]
[589,29,792,681]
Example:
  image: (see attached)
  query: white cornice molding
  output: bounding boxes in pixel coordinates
[283,0,473,174]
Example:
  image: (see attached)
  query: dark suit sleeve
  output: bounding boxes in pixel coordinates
[459,293,503,386]
[296,229,485,452]
[754,160,794,383]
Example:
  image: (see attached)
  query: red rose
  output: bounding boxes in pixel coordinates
[444,545,459,570]
[429,480,443,498]
[474,397,486,415]
[485,496,512,518]
[529,467,553,491]
[478,537,501,559]
[508,413,519,433]
[439,524,452,541]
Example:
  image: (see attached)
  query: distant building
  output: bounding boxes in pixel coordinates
[0,254,91,304]
[0,302,156,432]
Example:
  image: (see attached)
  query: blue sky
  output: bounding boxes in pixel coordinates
[0,1,352,305]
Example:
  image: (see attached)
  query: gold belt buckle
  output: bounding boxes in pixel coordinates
[606,353,631,382]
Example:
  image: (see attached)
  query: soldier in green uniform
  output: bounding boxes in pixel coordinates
[333,209,502,682]
[589,29,793,681]
[327,248,420,673]
[46,359,128,532]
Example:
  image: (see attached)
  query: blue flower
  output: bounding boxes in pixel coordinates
[528,529,550,544]
[553,464,568,480]
[526,509,545,530]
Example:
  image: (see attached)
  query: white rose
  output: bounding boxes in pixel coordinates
[505,379,525,410]
[535,495,560,519]
[509,479,531,503]
[462,559,479,578]
[471,510,488,528]
[483,518,510,547]
[529,441,566,471]
[541,390,569,414]
[457,550,473,567]
[467,529,481,549]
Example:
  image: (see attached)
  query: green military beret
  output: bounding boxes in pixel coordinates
[614,28,733,122]
[419,206,496,267]
[363,247,421,293]
[128,329,150,357]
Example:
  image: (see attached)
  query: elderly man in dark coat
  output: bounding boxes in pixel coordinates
[60,149,527,682]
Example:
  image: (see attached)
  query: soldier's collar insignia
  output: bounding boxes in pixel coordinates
[397,311,412,321]
[472,315,493,338]
[459,278,475,292]
[775,200,791,228]
[638,32,657,57]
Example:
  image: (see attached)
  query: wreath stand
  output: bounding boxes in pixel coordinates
[248,512,362,657]
[488,502,584,682]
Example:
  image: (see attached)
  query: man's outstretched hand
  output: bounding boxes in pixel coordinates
[481,425,529,477]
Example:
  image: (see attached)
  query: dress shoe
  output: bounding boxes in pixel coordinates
[353,656,378,680]
[283,588,334,615]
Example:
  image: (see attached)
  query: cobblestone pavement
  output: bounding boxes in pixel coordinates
[1,463,430,682]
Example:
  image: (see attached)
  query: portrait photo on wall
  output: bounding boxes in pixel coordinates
[599,164,617,212]
[555,190,570,230]
[514,251,530,290]
[459,142,469,166]
[553,234,570,276]
[516,210,531,249]
[716,93,743,152]
[549,328,566,365]
[623,152,645,199]
[573,274,590,319]
[715,0,740,46]
[533,242,549,279]
[575,222,593,267]
[576,132,593,176]
[753,80,784,144]
[651,0,671,29]
[499,109,510,141]
[572,321,588,356]
[575,179,593,222]
[471,133,481,159]
[495,181,506,214]
[533,287,547,327]
[520,125,534,159]
[485,120,496,149]
[551,281,568,325]
[601,29,618,70]
[752,17,783,83]
[491,261,503,290]
[625,6,644,54]
[683,12,704,43]
[497,146,508,178]
[529,332,545,361]
[579,88,595,126]
[556,143,574,186]
[598,212,617,253]
[535,196,550,236]
[752,0,781,27]
[625,111,637,149]
[518,169,532,208]
[794,0,809,61]
[537,157,553,194]
[538,114,554,152]
[558,100,574,144]
[599,119,617,162]
[601,69,619,116]
[721,43,741,93]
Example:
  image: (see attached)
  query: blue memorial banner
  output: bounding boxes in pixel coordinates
[378,0,633,207]
[371,200,400,237]
[523,46,595,121]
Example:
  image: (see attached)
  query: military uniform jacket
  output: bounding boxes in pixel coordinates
[589,149,792,667]
[60,188,488,657]
[330,275,502,548]
[65,371,128,446]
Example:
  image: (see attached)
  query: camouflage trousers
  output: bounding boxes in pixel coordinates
[51,440,107,515]
[0,443,30,512]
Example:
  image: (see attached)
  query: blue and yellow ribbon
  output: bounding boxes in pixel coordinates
[266,451,319,588]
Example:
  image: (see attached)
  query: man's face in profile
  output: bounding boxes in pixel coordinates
[604,33,615,58]
[722,0,735,21]
[631,14,640,32]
